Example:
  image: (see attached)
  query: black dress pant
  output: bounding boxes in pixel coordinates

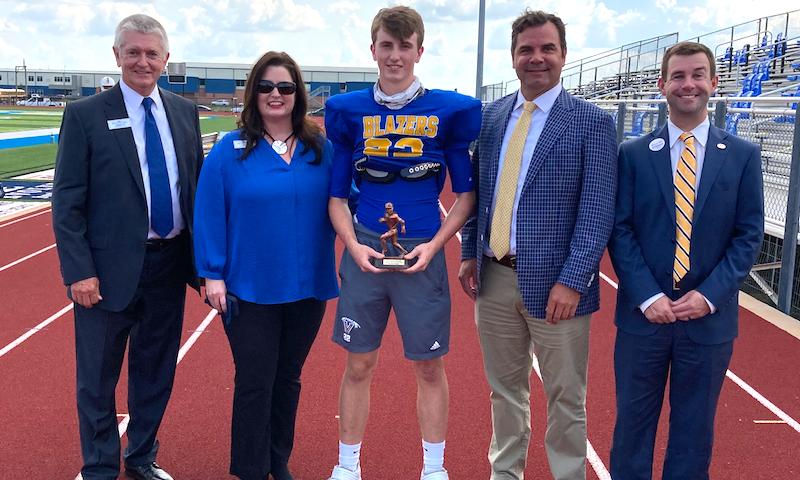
[75,236,190,480]
[223,296,326,480]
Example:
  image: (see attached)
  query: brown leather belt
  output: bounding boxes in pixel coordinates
[490,255,517,272]
[673,280,681,291]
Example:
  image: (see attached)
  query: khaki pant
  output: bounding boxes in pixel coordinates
[475,259,591,480]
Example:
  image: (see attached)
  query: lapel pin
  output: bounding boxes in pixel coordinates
[649,138,665,152]
[717,143,726,150]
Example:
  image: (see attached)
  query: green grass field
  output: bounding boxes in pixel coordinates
[0,107,65,133]
[0,144,58,179]
[0,115,239,179]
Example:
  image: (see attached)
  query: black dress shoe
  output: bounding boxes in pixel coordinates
[124,462,174,480]
[269,464,296,480]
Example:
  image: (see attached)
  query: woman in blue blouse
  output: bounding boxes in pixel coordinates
[194,51,338,480]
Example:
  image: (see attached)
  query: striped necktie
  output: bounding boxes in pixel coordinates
[674,132,696,285]
[489,101,536,259]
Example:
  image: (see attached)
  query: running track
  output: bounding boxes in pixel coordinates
[1,195,799,479]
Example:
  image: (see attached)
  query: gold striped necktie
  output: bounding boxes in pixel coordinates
[490,101,536,259]
[674,132,696,286]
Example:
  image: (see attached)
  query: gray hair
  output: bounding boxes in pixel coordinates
[114,14,169,58]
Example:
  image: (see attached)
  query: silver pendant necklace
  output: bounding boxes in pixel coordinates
[264,130,294,155]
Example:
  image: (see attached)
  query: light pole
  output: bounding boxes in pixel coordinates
[475,0,486,100]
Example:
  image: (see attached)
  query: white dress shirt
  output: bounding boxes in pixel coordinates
[119,79,184,239]
[485,84,563,257]
[640,117,716,314]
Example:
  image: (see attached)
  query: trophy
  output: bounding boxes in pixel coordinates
[371,202,415,269]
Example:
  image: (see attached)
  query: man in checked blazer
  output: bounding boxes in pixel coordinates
[52,14,203,480]
[459,9,617,480]
[607,42,763,480]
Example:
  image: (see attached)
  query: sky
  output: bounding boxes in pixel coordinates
[0,0,795,95]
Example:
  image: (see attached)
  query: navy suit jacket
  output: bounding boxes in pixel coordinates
[462,89,618,318]
[52,84,203,311]
[608,124,764,345]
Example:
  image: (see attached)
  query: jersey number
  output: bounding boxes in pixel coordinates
[364,137,423,158]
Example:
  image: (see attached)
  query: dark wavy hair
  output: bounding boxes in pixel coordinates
[510,9,567,56]
[237,51,323,163]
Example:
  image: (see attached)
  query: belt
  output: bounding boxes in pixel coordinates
[490,255,516,271]
[144,233,183,252]
[673,279,682,291]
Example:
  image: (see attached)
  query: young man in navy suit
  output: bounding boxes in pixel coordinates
[608,42,764,480]
[52,14,203,480]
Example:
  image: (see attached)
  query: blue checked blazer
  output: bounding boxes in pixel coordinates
[461,89,617,318]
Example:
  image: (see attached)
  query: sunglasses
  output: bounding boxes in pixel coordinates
[257,80,297,95]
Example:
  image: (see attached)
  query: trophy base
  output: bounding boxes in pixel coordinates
[371,256,415,270]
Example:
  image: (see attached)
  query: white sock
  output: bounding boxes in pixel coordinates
[422,440,445,473]
[339,441,361,471]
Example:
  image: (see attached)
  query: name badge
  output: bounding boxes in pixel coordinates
[649,138,665,152]
[233,140,246,149]
[107,118,131,130]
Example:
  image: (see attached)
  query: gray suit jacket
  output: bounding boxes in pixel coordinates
[52,84,203,311]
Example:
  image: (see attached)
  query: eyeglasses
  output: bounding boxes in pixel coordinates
[257,80,297,95]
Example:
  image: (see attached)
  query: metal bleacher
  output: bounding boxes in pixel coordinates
[480,9,800,317]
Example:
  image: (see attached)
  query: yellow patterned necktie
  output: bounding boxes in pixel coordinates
[674,132,696,285]
[490,101,536,259]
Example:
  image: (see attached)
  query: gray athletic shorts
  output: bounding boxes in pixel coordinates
[332,222,451,360]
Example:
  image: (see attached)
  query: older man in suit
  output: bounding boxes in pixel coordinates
[607,42,764,480]
[459,9,617,480]
[52,14,203,480]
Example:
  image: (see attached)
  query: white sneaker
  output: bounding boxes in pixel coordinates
[328,464,362,480]
[420,467,449,480]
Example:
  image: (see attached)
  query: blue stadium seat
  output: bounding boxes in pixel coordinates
[625,112,646,137]
[726,113,741,135]
[777,85,799,124]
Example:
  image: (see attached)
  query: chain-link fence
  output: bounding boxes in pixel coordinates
[480,82,506,103]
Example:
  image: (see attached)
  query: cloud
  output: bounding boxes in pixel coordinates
[0,15,19,32]
[179,5,211,38]
[0,36,23,62]
[656,0,676,10]
[280,1,325,30]
[328,0,360,13]
[406,0,477,22]
[592,3,643,44]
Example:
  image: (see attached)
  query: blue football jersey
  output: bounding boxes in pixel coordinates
[327,88,482,237]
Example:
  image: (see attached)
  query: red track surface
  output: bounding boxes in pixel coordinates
[1,198,799,479]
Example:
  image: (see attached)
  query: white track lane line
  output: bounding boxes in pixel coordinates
[74,309,217,480]
[440,200,612,479]
[0,304,73,358]
[0,243,56,273]
[725,370,800,433]
[598,270,800,434]
[438,200,462,242]
[0,208,52,229]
